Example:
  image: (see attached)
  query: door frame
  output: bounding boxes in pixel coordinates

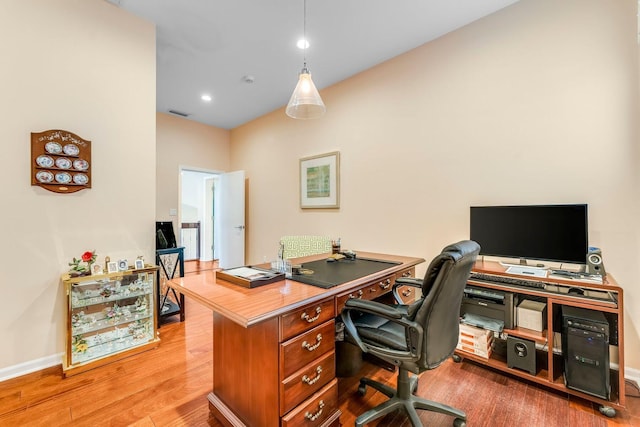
[178,165,221,262]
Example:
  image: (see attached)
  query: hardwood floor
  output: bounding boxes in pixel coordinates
[1,300,638,426]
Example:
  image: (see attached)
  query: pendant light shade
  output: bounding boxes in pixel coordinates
[286,0,325,119]
[286,66,325,119]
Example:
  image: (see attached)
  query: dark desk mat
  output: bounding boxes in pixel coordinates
[291,257,401,288]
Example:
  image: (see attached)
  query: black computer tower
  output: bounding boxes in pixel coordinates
[561,306,610,400]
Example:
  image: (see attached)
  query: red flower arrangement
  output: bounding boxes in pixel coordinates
[69,250,97,276]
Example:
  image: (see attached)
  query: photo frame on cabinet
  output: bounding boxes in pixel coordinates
[118,259,128,271]
[134,259,144,270]
[106,261,118,274]
[91,263,103,275]
[300,151,340,209]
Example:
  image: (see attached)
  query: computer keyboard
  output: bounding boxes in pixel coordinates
[468,272,546,289]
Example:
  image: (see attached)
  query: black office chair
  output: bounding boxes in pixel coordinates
[341,240,480,427]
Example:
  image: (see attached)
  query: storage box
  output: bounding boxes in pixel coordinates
[457,323,493,358]
[517,300,547,332]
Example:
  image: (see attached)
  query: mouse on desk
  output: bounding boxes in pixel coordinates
[568,287,585,296]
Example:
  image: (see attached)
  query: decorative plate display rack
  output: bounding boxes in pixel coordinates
[31,129,91,194]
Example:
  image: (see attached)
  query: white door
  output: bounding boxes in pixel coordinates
[216,170,245,269]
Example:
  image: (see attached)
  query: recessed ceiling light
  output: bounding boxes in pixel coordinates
[201,94,212,102]
[296,39,309,49]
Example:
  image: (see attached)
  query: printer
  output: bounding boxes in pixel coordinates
[460,285,516,330]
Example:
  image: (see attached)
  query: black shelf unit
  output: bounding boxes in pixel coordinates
[156,247,185,327]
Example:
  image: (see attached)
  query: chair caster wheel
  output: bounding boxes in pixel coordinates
[599,405,616,418]
[357,384,367,396]
[453,418,466,427]
[452,354,462,363]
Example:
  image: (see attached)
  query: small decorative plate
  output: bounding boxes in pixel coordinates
[36,155,54,168]
[55,172,72,184]
[73,159,89,170]
[73,173,89,185]
[45,142,62,154]
[55,157,72,169]
[36,171,54,183]
[63,144,80,156]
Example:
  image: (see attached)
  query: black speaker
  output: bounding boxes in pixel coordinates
[507,336,536,375]
[562,306,610,400]
[586,247,606,277]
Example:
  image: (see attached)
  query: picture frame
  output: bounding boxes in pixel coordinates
[300,151,340,209]
[117,259,128,271]
[91,263,103,275]
[134,259,145,270]
[106,261,119,274]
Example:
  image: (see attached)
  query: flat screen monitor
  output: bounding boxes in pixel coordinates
[469,204,588,265]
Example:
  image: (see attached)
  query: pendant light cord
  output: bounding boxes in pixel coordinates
[303,0,307,69]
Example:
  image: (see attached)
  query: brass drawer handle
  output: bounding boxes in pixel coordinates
[301,306,322,323]
[304,400,325,421]
[301,366,323,385]
[379,279,391,290]
[349,289,363,299]
[402,288,413,297]
[302,334,322,351]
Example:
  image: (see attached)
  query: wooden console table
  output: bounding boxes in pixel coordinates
[455,260,625,417]
[166,251,424,427]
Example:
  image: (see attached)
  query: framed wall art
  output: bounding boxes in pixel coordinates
[300,151,340,209]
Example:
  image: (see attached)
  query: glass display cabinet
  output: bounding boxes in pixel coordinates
[62,265,160,376]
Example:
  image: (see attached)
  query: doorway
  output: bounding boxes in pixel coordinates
[180,168,218,271]
[179,168,246,272]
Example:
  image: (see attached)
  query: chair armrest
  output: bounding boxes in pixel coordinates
[343,297,406,319]
[394,277,422,288]
[341,298,423,360]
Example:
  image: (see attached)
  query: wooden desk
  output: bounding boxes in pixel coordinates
[167,251,424,427]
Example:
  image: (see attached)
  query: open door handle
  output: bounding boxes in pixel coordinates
[234,225,245,230]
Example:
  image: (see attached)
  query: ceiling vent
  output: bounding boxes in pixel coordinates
[168,109,190,117]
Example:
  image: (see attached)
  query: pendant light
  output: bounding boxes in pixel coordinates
[285,0,326,119]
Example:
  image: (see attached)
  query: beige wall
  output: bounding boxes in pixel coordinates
[156,112,231,235]
[0,0,156,374]
[231,0,640,372]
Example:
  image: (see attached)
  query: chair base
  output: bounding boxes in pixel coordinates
[355,369,466,427]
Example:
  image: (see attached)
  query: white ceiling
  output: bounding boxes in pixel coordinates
[106,0,519,130]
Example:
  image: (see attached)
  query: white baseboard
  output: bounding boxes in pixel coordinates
[0,353,63,382]
[625,366,640,387]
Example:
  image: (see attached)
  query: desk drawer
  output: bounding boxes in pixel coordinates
[395,284,418,304]
[281,297,336,342]
[282,378,339,427]
[281,320,335,378]
[335,274,394,314]
[396,267,416,279]
[281,350,335,415]
[395,267,418,304]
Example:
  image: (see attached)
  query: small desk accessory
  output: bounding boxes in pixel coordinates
[217,266,285,288]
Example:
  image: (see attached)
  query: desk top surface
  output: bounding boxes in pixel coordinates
[166,251,424,327]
